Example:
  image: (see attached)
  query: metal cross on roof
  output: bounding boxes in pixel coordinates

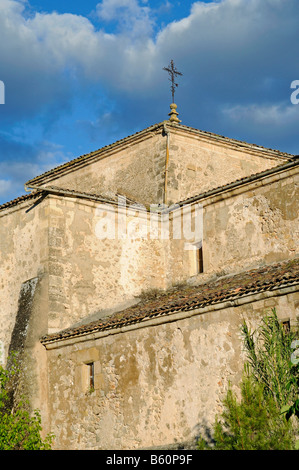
[163,60,183,103]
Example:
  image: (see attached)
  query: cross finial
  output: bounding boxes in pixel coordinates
[163,60,183,104]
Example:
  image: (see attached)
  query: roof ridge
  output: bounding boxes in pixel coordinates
[169,122,295,157]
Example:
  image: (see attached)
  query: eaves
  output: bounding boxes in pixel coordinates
[41,282,299,350]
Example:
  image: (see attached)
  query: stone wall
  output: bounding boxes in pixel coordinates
[44,289,298,450]
[46,194,171,333]
[201,165,298,276]
[1,164,297,341]
[0,195,50,421]
[27,124,289,209]
[0,196,49,363]
[43,131,166,206]
[164,126,288,204]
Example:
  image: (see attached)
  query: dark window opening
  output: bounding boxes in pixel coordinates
[197,246,204,273]
[282,320,290,334]
[87,362,94,389]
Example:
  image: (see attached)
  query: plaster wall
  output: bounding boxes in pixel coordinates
[0,198,49,362]
[201,168,299,276]
[46,195,169,333]
[0,197,50,424]
[45,290,299,450]
[162,167,298,288]
[165,128,287,204]
[43,132,166,205]
[1,167,297,342]
[31,126,288,209]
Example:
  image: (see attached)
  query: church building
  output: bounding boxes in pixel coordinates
[0,103,298,449]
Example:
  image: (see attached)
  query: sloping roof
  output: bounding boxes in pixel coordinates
[0,185,143,213]
[41,258,299,345]
[0,191,42,213]
[26,121,294,187]
[0,185,127,213]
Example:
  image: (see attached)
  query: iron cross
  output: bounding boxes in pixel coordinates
[163,60,183,103]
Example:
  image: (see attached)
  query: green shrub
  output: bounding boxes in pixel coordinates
[198,309,298,450]
[0,356,54,450]
[206,372,295,450]
[242,309,298,409]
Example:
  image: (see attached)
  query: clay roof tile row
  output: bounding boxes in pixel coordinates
[40,257,299,345]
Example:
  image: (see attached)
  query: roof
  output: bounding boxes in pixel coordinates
[26,121,294,187]
[0,190,42,213]
[0,186,144,213]
[41,257,299,345]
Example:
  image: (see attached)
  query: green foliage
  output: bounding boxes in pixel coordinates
[0,356,54,450]
[241,309,298,409]
[209,373,295,450]
[281,340,299,430]
[198,309,299,450]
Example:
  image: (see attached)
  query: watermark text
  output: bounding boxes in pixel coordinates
[94,197,203,248]
[0,80,4,104]
[290,80,299,105]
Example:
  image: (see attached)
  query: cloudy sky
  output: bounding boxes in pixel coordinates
[0,0,299,205]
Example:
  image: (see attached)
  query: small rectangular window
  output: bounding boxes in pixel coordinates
[86,362,94,389]
[187,242,204,276]
[282,320,290,334]
[197,246,204,274]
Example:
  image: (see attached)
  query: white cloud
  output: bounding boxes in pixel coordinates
[96,0,154,41]
[0,0,297,134]
[0,132,69,203]
[223,102,299,126]
[96,0,154,38]
[1,0,298,106]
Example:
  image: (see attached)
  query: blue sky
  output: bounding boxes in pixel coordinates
[0,0,299,205]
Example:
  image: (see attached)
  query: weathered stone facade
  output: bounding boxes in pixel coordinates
[42,286,298,450]
[0,118,298,449]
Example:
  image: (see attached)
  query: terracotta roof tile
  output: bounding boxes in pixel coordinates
[41,258,299,344]
[0,191,42,212]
